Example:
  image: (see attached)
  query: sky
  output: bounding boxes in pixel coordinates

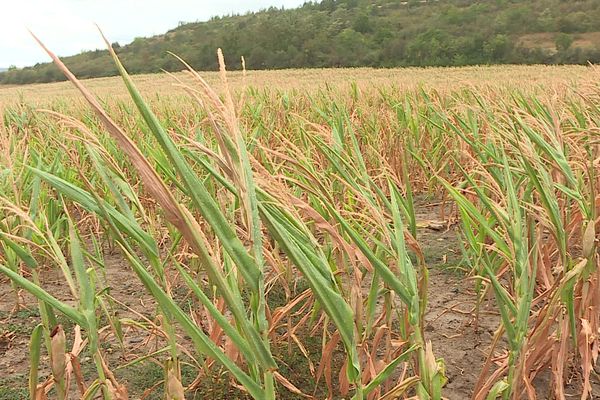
[0,0,307,68]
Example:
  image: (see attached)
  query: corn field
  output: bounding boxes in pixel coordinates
[0,39,598,400]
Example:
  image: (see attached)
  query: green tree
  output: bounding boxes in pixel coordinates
[484,34,512,62]
[352,13,372,33]
[555,33,574,52]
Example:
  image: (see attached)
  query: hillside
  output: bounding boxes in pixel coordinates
[2,0,600,85]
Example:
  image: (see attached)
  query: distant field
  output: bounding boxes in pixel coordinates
[0,65,597,107]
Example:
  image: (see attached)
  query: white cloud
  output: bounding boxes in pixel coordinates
[0,0,306,67]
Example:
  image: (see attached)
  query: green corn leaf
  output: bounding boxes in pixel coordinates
[28,324,44,400]
[260,202,361,383]
[363,344,419,394]
[0,264,87,327]
[67,217,99,350]
[120,247,266,400]
[29,166,159,258]
[175,262,256,366]
[0,232,37,269]
[324,202,412,306]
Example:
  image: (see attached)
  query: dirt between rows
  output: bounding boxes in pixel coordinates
[0,203,598,399]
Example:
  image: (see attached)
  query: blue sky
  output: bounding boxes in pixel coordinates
[0,0,306,67]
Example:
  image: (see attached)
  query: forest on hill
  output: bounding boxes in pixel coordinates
[2,0,600,85]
